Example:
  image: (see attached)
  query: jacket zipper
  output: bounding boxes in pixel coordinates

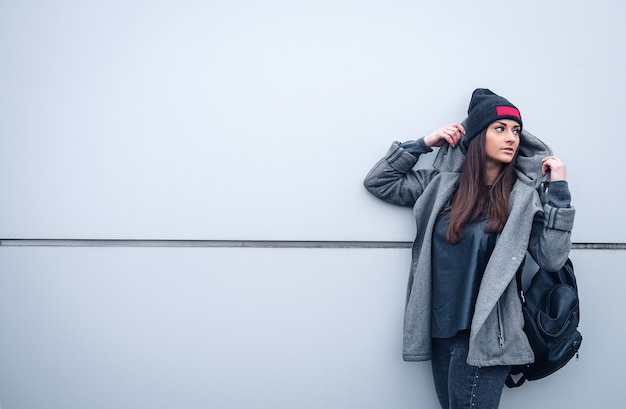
[497,301,505,348]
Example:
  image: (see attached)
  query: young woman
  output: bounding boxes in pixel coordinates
[364,89,575,408]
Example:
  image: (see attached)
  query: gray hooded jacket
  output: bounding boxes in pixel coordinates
[364,129,575,366]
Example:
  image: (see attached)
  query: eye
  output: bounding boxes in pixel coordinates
[513,128,520,135]
[495,126,504,132]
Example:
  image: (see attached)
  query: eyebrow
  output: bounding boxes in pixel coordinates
[494,121,521,128]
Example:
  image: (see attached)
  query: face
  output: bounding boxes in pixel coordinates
[485,119,521,165]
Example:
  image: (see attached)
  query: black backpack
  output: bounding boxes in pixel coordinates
[506,258,582,388]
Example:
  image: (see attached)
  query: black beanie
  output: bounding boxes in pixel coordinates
[463,88,522,142]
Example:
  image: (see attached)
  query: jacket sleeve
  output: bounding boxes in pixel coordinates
[363,141,438,207]
[527,187,576,272]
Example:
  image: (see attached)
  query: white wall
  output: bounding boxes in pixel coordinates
[0,248,623,408]
[1,0,625,408]
[1,0,624,242]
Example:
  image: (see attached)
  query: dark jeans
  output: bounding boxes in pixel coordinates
[431,332,510,409]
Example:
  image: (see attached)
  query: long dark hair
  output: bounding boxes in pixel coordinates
[445,129,518,243]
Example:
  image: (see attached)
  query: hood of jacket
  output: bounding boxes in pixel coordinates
[432,123,553,190]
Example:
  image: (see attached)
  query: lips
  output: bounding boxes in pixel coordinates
[501,148,515,154]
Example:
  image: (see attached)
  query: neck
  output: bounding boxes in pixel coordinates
[484,161,503,185]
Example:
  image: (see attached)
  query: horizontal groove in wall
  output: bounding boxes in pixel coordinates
[1,239,625,250]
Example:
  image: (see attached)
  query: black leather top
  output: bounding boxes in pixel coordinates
[431,211,497,338]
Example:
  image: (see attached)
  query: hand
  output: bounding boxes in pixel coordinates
[542,156,567,181]
[423,123,465,148]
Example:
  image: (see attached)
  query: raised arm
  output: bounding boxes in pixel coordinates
[528,156,575,271]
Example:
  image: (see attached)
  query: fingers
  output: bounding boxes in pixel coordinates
[424,123,465,148]
[455,123,466,135]
[541,156,554,175]
[440,123,465,147]
[541,156,560,173]
[542,156,567,181]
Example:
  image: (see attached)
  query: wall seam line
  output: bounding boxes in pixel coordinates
[0,239,625,250]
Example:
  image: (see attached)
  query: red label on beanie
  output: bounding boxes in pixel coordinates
[496,106,521,119]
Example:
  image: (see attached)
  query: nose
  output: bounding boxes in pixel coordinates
[505,130,517,142]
